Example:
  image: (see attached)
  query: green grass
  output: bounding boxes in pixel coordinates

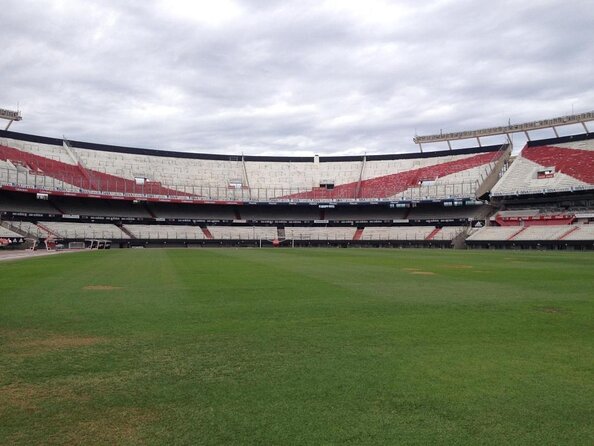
[0,248,592,445]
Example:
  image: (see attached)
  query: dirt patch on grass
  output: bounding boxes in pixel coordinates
[537,306,564,314]
[67,408,157,444]
[402,268,419,271]
[16,336,101,349]
[1,330,105,357]
[410,271,436,276]
[0,382,88,413]
[2,384,155,444]
[443,264,473,269]
[83,285,122,291]
[0,383,39,411]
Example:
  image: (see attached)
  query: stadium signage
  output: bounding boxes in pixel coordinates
[414,111,594,144]
[0,108,22,120]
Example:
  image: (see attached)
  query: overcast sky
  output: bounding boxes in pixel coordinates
[1,0,593,156]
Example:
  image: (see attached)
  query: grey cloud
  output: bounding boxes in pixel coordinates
[1,0,592,156]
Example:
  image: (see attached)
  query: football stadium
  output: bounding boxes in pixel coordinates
[2,1,594,444]
[1,109,593,445]
[1,110,594,251]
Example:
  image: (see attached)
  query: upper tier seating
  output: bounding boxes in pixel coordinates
[286,151,504,201]
[0,132,508,202]
[0,144,192,198]
[491,135,594,197]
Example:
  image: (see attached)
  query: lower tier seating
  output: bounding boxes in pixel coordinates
[123,225,205,239]
[284,227,357,240]
[0,225,22,238]
[467,224,594,241]
[206,226,278,240]
[38,222,129,239]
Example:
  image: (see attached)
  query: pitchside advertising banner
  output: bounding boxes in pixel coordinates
[0,237,24,246]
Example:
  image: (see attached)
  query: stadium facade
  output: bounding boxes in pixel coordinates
[1,115,593,250]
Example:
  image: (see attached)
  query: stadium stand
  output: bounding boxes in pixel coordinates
[466,226,525,241]
[123,224,205,240]
[2,127,594,249]
[562,224,594,240]
[359,226,468,242]
[284,226,357,240]
[0,130,509,202]
[38,222,129,239]
[207,226,278,240]
[466,222,594,245]
[491,134,594,197]
[6,221,48,238]
[0,225,22,238]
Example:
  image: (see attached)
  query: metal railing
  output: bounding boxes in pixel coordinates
[0,164,483,202]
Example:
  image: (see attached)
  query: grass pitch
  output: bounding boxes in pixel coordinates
[0,248,592,445]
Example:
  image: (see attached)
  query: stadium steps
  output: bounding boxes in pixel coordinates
[277,227,286,240]
[35,222,59,237]
[425,227,441,240]
[118,224,137,239]
[1,220,29,238]
[48,199,65,215]
[507,227,527,240]
[201,227,213,239]
[64,139,94,186]
[558,226,580,240]
[353,227,364,240]
[145,204,157,219]
[450,228,469,249]
[474,145,512,198]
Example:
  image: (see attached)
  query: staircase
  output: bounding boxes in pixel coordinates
[507,227,527,240]
[353,227,364,240]
[63,139,93,186]
[425,227,441,240]
[49,199,65,214]
[355,155,367,198]
[277,227,286,240]
[201,226,213,239]
[144,204,157,219]
[474,143,512,198]
[118,224,136,239]
[558,226,579,240]
[241,155,251,199]
[36,222,59,237]
[1,220,29,237]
